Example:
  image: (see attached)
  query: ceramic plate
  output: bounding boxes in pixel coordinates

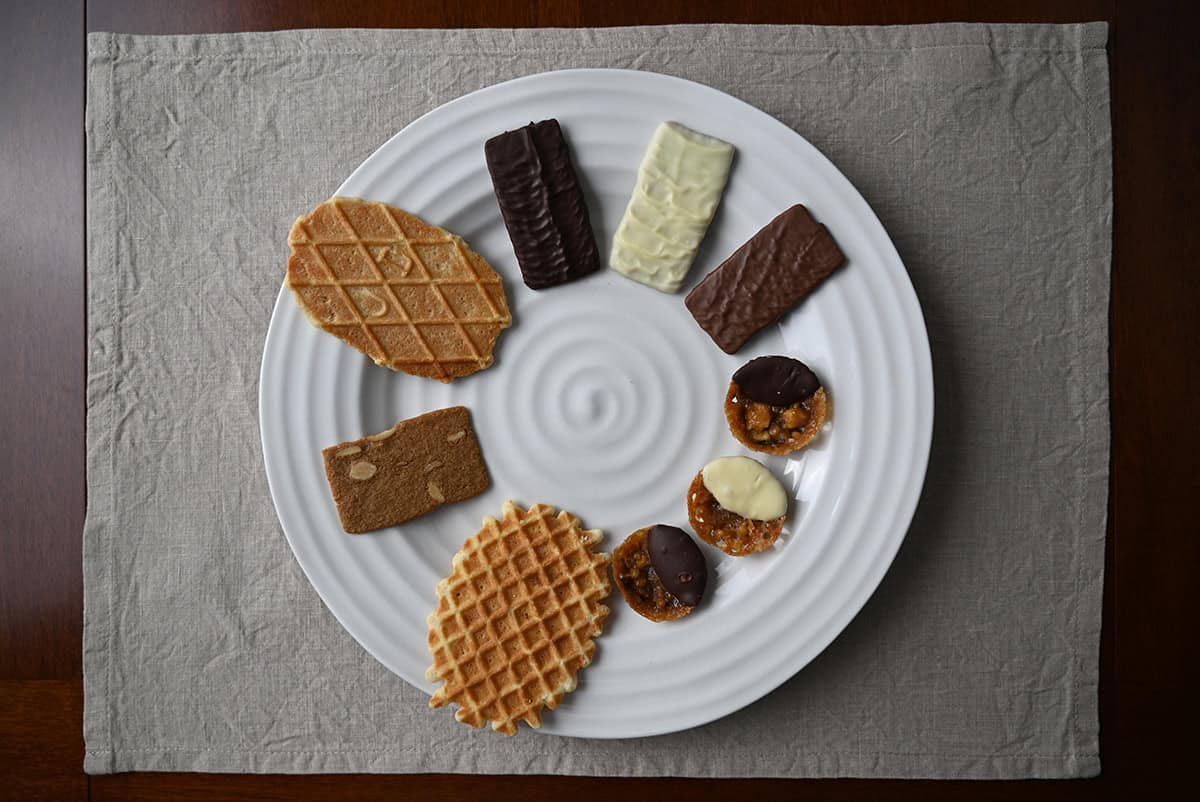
[259,68,933,737]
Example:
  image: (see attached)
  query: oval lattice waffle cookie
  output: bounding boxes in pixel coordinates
[426,501,612,734]
[287,196,512,382]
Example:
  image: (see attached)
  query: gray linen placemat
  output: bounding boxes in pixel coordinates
[84,23,1111,777]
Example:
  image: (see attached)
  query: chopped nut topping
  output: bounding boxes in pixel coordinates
[687,472,784,556]
[335,445,362,457]
[612,527,696,622]
[781,405,809,429]
[427,481,445,502]
[726,381,828,456]
[367,427,396,442]
[446,430,467,443]
[745,402,771,430]
[423,460,443,473]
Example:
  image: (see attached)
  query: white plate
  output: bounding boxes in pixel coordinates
[260,69,933,738]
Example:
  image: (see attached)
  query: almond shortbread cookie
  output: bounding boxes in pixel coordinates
[322,406,489,534]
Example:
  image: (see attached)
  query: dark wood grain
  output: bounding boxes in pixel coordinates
[1107,1,1200,794]
[0,0,85,681]
[0,681,86,802]
[85,0,1114,32]
[3,0,1197,799]
[90,774,1119,802]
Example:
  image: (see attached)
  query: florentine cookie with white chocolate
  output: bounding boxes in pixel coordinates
[321,406,489,534]
[687,456,788,556]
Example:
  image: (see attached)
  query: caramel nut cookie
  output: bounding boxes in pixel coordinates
[687,457,788,556]
[613,525,707,622]
[726,356,829,456]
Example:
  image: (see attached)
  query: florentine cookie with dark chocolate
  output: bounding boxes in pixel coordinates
[485,119,601,289]
[685,204,845,353]
[613,525,707,621]
[322,406,489,533]
[726,356,829,455]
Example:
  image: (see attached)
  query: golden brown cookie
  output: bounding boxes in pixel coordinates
[322,406,489,534]
[426,502,611,735]
[287,196,512,383]
[687,457,788,556]
[613,525,707,622]
[725,356,829,455]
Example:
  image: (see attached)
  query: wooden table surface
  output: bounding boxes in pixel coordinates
[2,1,1196,799]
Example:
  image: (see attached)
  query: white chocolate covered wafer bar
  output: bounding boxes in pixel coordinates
[609,122,735,293]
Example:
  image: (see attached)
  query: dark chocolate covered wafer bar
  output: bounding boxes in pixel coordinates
[685,204,845,354]
[485,119,601,290]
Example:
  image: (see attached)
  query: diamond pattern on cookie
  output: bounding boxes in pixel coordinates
[287,196,512,382]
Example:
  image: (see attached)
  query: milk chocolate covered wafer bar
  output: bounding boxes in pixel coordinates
[485,119,600,290]
[685,204,845,353]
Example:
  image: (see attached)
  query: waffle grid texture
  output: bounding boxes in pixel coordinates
[426,502,612,735]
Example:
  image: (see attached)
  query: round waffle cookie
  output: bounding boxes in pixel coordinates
[286,196,512,382]
[426,501,612,735]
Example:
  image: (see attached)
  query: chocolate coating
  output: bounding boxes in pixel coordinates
[647,525,707,607]
[485,119,601,290]
[685,204,846,353]
[733,356,820,406]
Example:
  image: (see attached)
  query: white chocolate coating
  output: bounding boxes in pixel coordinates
[610,121,734,293]
[701,456,788,521]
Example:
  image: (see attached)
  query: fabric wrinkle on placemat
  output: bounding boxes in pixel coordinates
[83,23,1111,777]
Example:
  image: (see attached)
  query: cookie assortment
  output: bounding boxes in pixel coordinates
[286,116,841,732]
